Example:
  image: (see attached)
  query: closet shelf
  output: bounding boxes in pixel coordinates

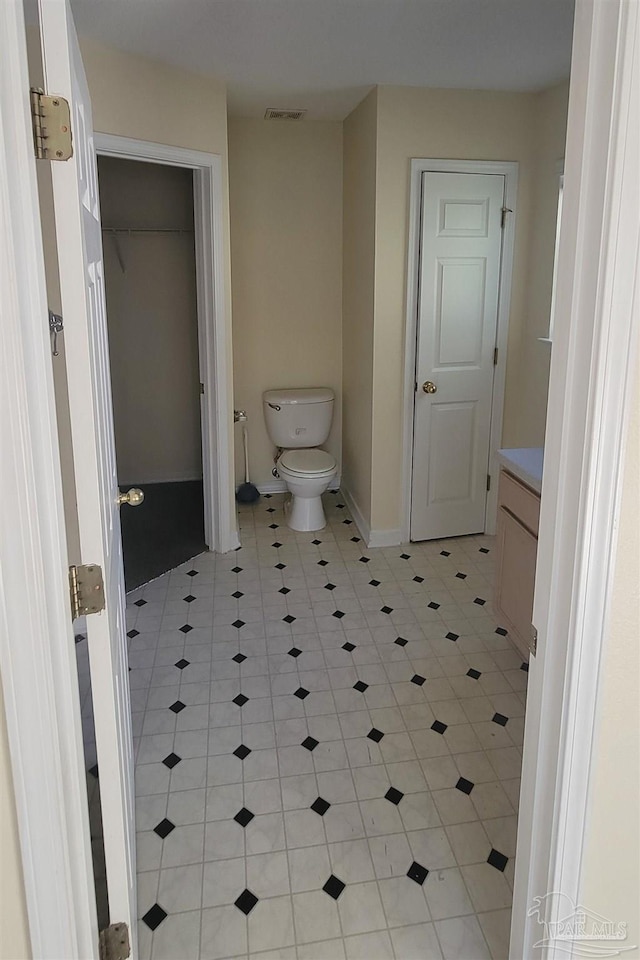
[101,226,194,234]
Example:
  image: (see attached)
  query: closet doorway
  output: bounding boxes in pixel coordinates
[98,155,205,590]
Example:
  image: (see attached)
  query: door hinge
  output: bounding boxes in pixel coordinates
[99,923,130,960]
[530,624,538,657]
[500,206,513,229]
[486,474,491,491]
[30,88,73,161]
[493,347,499,365]
[200,382,205,394]
[69,564,105,621]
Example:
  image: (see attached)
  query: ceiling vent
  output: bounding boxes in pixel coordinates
[264,107,307,121]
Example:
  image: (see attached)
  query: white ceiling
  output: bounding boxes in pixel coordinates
[69,0,575,120]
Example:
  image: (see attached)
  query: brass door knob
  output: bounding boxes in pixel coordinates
[117,487,145,507]
[422,381,438,394]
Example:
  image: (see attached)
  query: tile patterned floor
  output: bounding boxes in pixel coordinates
[128,492,526,960]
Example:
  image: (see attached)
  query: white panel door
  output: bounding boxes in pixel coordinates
[39,0,136,940]
[411,171,504,541]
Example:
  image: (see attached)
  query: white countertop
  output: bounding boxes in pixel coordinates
[497,447,544,494]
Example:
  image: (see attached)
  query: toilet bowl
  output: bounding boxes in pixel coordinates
[277,448,337,532]
[262,387,337,532]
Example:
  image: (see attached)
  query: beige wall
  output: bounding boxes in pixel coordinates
[341,90,378,522]
[98,156,202,485]
[228,119,343,487]
[0,685,31,960]
[518,82,570,447]
[578,369,639,955]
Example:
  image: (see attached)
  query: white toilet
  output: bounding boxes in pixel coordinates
[263,388,337,532]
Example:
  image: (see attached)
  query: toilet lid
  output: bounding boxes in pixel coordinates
[279,448,337,476]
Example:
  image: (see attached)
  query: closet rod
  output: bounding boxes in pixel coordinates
[101,226,194,234]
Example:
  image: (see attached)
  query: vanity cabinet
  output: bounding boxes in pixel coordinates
[495,468,541,659]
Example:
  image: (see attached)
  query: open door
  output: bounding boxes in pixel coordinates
[38,0,136,944]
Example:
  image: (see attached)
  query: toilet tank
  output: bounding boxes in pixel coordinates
[263,388,334,448]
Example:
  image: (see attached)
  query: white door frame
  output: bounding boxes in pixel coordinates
[401,158,518,542]
[511,0,639,955]
[95,133,240,555]
[0,1,97,956]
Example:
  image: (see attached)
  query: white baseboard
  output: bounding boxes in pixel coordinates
[340,483,371,544]
[253,477,342,496]
[368,527,404,548]
[340,483,403,549]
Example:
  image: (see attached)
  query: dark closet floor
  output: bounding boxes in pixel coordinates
[119,479,206,591]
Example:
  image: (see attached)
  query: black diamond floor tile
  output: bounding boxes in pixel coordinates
[487,848,509,872]
[431,720,447,735]
[456,572,467,580]
[142,904,167,930]
[232,653,247,664]
[521,662,529,672]
[446,632,459,641]
[175,658,190,670]
[295,688,310,700]
[325,583,337,591]
[342,642,356,652]
[380,606,393,615]
[385,787,404,805]
[311,797,331,816]
[318,560,329,567]
[456,777,474,795]
[232,619,246,629]
[332,610,345,619]
[400,553,411,560]
[186,569,199,577]
[279,587,291,595]
[353,681,369,693]
[411,674,426,686]
[350,537,361,543]
[302,736,319,751]
[231,566,243,573]
[232,591,244,599]
[272,542,283,548]
[233,694,249,707]
[474,597,486,606]
[169,700,186,714]
[269,524,279,530]
[395,637,408,647]
[428,601,440,610]
[183,594,196,603]
[134,599,147,607]
[153,818,175,839]
[407,861,429,885]
[233,744,251,760]
[492,713,509,726]
[179,624,193,634]
[235,889,259,915]
[323,875,346,900]
[479,547,490,553]
[162,753,181,769]
[234,807,255,827]
[440,550,450,557]
[359,557,370,564]
[496,627,508,636]
[288,647,302,658]
[367,728,384,743]
[283,614,296,624]
[127,629,139,639]
[467,668,482,679]
[312,539,322,545]
[275,563,286,570]
[413,576,424,584]
[369,580,381,587]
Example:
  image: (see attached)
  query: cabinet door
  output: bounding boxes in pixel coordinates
[495,506,537,657]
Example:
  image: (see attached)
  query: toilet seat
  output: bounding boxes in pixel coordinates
[279,448,336,477]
